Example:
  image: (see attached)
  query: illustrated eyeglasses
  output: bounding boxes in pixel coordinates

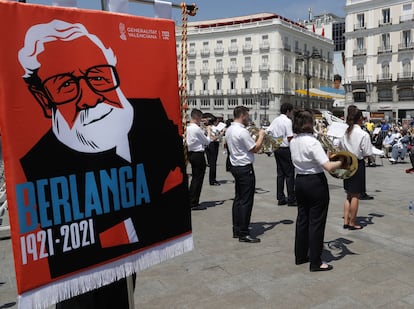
[41,65,120,105]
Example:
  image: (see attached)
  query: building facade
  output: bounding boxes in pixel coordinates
[176,13,335,123]
[344,0,414,121]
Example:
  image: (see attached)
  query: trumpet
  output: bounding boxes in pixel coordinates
[248,126,283,155]
[317,132,358,179]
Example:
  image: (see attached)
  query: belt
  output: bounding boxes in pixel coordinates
[188,151,204,154]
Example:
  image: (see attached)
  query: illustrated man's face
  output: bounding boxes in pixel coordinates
[35,36,122,127]
[29,35,134,159]
[333,79,341,89]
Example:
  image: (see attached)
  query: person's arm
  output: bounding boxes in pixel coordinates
[322,160,342,172]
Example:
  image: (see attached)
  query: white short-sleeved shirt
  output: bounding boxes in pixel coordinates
[339,125,373,160]
[290,133,329,174]
[225,122,256,166]
[186,123,210,152]
[266,114,293,147]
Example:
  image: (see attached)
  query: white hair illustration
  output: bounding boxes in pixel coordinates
[18,19,117,78]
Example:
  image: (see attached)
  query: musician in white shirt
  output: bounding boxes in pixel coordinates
[290,110,342,272]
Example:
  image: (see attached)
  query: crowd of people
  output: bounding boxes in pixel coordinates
[186,103,414,273]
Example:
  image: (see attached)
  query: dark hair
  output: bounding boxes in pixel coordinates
[225,118,233,127]
[346,105,362,135]
[293,109,314,134]
[280,103,293,115]
[191,108,203,119]
[233,106,249,119]
[334,74,342,82]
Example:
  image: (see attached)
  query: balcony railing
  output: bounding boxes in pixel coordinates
[353,48,367,56]
[377,73,392,81]
[400,14,414,23]
[228,66,238,74]
[214,67,224,75]
[241,88,252,94]
[199,90,209,95]
[283,44,291,51]
[228,45,238,54]
[379,18,392,26]
[213,90,223,96]
[188,90,196,96]
[259,64,270,72]
[398,42,414,51]
[378,45,392,54]
[294,47,302,54]
[227,89,238,95]
[351,75,366,82]
[188,48,196,57]
[283,65,291,72]
[259,42,270,51]
[200,68,210,75]
[354,23,366,30]
[188,68,196,76]
[242,65,252,73]
[200,48,210,57]
[242,44,253,52]
[214,47,224,56]
[397,72,414,80]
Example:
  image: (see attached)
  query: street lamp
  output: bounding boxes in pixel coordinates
[296,49,321,109]
[254,89,273,126]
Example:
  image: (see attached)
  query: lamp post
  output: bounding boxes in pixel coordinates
[255,89,273,126]
[296,49,321,109]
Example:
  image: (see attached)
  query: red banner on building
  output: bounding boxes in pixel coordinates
[0,2,192,307]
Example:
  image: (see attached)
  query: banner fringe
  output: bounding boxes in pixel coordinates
[18,234,193,309]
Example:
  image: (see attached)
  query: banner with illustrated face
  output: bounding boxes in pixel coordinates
[0,2,192,307]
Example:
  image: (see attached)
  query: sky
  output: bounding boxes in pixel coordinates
[28,0,346,23]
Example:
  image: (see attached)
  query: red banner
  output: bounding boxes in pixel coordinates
[0,2,192,307]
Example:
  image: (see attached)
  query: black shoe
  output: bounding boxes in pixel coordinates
[359,194,374,200]
[210,182,221,186]
[287,201,297,206]
[191,205,207,211]
[233,232,240,238]
[310,264,333,272]
[239,235,261,243]
[278,200,287,206]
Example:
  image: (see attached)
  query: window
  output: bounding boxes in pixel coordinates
[402,4,413,22]
[261,76,268,90]
[230,38,237,46]
[245,79,250,89]
[382,62,390,78]
[403,60,411,75]
[214,98,224,107]
[189,99,197,107]
[402,30,412,46]
[189,60,195,70]
[203,41,208,48]
[189,81,193,91]
[216,80,221,90]
[357,13,365,28]
[245,57,251,66]
[333,22,345,51]
[378,89,393,101]
[245,37,251,43]
[353,91,366,102]
[357,65,364,80]
[230,79,235,90]
[262,55,269,64]
[216,59,223,69]
[357,37,364,50]
[216,40,223,47]
[202,60,208,69]
[200,99,210,107]
[382,8,391,24]
[203,81,207,91]
[228,98,238,106]
[242,98,253,106]
[381,33,390,49]
[230,58,236,66]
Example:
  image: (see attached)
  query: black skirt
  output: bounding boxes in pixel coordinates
[343,159,365,194]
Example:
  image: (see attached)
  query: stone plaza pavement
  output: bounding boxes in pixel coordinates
[1,151,414,308]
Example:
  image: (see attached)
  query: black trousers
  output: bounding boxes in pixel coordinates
[274,147,295,202]
[294,173,329,269]
[207,141,219,184]
[188,151,206,208]
[230,164,255,237]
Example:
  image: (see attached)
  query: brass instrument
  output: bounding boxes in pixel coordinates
[248,126,283,155]
[317,132,358,179]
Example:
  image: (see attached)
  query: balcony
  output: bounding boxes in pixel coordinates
[200,68,210,76]
[377,73,392,82]
[283,65,291,72]
[213,89,223,96]
[294,67,302,74]
[397,72,414,80]
[354,23,366,30]
[350,75,366,82]
[259,64,270,72]
[214,67,224,75]
[228,66,238,74]
[199,90,209,96]
[398,42,414,51]
[295,47,302,54]
[283,44,291,51]
[242,44,253,53]
[214,47,224,56]
[400,14,414,23]
[242,65,252,73]
[353,48,367,56]
[188,68,196,76]
[188,48,196,57]
[378,45,392,54]
[228,45,238,54]
[241,88,252,95]
[188,90,196,96]
[227,89,238,95]
[379,18,392,27]
[200,48,210,57]
[259,42,270,51]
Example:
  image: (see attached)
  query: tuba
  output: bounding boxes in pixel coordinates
[317,132,359,179]
[248,126,283,155]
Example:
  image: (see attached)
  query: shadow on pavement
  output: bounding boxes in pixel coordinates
[322,237,358,263]
[250,219,294,237]
[357,212,385,227]
[0,303,17,309]
[200,199,230,208]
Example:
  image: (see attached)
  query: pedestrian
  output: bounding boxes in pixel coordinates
[226,106,265,243]
[207,115,221,186]
[187,108,212,211]
[339,106,373,230]
[290,109,342,271]
[267,103,296,206]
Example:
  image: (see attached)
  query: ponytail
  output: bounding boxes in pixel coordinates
[346,105,362,135]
